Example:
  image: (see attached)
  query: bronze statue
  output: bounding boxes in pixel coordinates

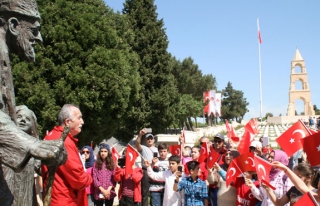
[0,1,66,205]
[12,105,42,206]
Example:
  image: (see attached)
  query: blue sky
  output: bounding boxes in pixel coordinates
[105,1,320,120]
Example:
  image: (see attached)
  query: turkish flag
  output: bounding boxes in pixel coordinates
[245,119,259,134]
[301,132,320,166]
[234,152,256,172]
[226,161,242,187]
[257,18,262,44]
[254,155,272,182]
[203,91,210,115]
[169,144,181,156]
[207,146,220,168]
[237,129,254,155]
[112,147,120,163]
[226,120,239,143]
[125,144,139,178]
[198,142,209,164]
[309,129,318,135]
[276,120,311,157]
[295,191,318,206]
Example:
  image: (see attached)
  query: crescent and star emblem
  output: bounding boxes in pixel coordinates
[176,148,181,155]
[201,147,206,154]
[292,129,306,138]
[249,133,254,142]
[248,157,255,167]
[227,167,236,179]
[248,193,254,199]
[129,152,133,161]
[257,164,266,179]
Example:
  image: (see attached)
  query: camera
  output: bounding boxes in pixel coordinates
[118,157,126,168]
[153,152,158,158]
[145,128,152,133]
[178,166,183,172]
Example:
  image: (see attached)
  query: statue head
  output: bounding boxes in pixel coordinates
[0,0,42,62]
[0,0,41,18]
[16,105,38,137]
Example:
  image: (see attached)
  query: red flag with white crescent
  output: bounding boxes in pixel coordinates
[226,161,242,187]
[169,145,181,156]
[112,147,120,163]
[237,129,254,155]
[254,155,272,183]
[276,120,311,157]
[125,144,139,178]
[198,142,209,164]
[203,91,210,115]
[226,120,239,143]
[207,145,220,168]
[245,119,259,134]
[301,132,320,166]
[295,191,318,206]
[233,152,256,172]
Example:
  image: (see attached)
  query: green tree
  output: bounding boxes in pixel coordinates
[121,0,180,134]
[220,82,249,123]
[314,105,320,115]
[12,0,140,144]
[170,56,216,129]
[263,112,273,121]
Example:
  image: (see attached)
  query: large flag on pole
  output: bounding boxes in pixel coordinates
[203,90,216,116]
[203,91,210,115]
[257,18,262,44]
[214,93,222,117]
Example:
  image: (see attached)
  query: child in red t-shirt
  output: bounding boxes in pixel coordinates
[234,171,261,206]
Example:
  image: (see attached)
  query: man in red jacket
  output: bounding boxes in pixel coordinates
[42,104,92,206]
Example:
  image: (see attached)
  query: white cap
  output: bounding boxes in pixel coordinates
[250,140,262,148]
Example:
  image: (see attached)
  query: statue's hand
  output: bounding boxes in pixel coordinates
[30,139,67,167]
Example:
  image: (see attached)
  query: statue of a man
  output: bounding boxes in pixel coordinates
[0,1,66,205]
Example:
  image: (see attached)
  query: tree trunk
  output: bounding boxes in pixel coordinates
[187,116,194,131]
[195,117,198,128]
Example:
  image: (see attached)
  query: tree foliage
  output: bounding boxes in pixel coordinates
[12,0,140,144]
[121,0,180,134]
[220,82,249,123]
[9,0,246,146]
[170,56,216,129]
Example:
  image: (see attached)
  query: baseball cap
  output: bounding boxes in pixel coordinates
[214,133,225,141]
[146,134,154,139]
[250,140,262,148]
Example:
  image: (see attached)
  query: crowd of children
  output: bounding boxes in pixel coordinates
[79,127,320,206]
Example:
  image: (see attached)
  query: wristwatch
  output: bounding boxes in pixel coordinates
[174,179,179,183]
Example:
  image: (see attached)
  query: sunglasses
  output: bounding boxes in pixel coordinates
[82,151,90,154]
[213,139,222,143]
[147,137,154,140]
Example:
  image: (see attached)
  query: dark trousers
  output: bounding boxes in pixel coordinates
[119,196,140,206]
[141,169,150,206]
[94,198,114,206]
[209,187,218,206]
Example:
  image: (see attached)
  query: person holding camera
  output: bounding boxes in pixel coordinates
[145,155,182,206]
[92,143,116,206]
[149,143,170,206]
[114,155,143,206]
[135,128,158,206]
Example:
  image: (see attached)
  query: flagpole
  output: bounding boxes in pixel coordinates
[257,18,263,123]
